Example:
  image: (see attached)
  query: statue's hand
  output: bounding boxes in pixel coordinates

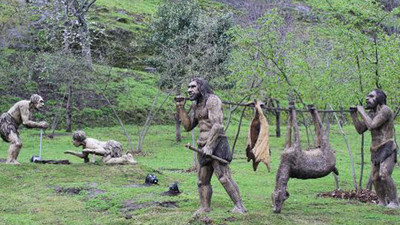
[40,121,49,129]
[82,149,92,154]
[349,106,357,114]
[174,95,186,107]
[202,146,212,156]
[357,105,365,112]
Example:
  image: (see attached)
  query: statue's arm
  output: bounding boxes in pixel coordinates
[82,148,107,156]
[350,112,367,134]
[177,103,198,132]
[202,96,224,155]
[64,150,88,158]
[20,104,47,128]
[357,106,390,130]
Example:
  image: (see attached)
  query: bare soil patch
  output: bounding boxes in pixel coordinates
[200,216,213,225]
[161,189,181,196]
[122,199,179,219]
[54,186,106,198]
[122,183,151,188]
[160,167,196,173]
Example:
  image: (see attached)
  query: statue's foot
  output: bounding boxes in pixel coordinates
[193,207,211,216]
[378,200,387,207]
[6,160,21,165]
[231,205,246,214]
[124,153,138,165]
[386,202,399,209]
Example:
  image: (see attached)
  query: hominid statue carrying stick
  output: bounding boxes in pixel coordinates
[174,78,246,215]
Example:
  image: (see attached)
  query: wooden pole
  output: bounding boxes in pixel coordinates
[276,100,281,137]
[359,133,365,189]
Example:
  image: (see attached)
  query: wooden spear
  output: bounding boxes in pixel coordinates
[184,144,229,164]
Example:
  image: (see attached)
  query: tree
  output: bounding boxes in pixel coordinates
[148,0,234,141]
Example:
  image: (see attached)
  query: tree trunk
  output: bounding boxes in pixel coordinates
[175,87,182,142]
[61,0,70,54]
[79,14,93,71]
[175,111,182,142]
[65,82,73,132]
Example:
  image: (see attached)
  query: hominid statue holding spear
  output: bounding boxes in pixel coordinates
[174,78,246,215]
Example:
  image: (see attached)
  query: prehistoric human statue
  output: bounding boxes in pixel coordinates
[273,103,338,213]
[174,78,246,215]
[64,130,137,165]
[0,94,49,164]
[350,89,399,209]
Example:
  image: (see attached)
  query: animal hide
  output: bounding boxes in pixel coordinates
[246,100,271,171]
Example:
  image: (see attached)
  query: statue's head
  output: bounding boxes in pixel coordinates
[30,94,44,110]
[72,130,87,147]
[366,89,386,109]
[272,189,289,214]
[187,78,213,101]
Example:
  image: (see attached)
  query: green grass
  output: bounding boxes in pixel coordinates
[89,0,232,33]
[96,0,162,15]
[0,121,399,224]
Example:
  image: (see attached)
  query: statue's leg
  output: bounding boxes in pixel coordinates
[285,107,292,149]
[273,162,290,213]
[379,153,399,208]
[212,160,246,214]
[123,153,137,164]
[6,131,22,165]
[372,163,387,206]
[103,154,137,165]
[308,105,323,147]
[194,164,213,216]
[291,104,301,150]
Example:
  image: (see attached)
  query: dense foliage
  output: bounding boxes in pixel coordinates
[147,0,234,93]
[227,0,400,110]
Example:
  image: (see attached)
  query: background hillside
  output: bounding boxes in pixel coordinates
[1,0,400,131]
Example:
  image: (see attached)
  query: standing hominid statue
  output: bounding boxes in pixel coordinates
[64,130,137,165]
[350,89,399,209]
[174,78,246,215]
[0,94,49,164]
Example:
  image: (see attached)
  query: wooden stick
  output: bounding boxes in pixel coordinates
[231,103,247,155]
[329,104,358,190]
[184,144,229,164]
[178,97,353,112]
